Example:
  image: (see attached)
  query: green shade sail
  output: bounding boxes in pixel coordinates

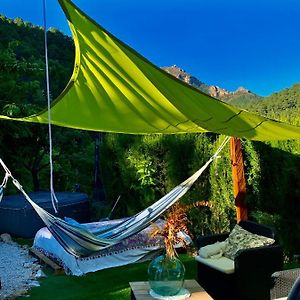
[1,0,300,141]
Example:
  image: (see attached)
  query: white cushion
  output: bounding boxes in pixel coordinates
[198,241,227,259]
[195,255,235,274]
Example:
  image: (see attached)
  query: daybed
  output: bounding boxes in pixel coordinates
[195,220,283,300]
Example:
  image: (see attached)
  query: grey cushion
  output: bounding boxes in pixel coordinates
[223,224,275,260]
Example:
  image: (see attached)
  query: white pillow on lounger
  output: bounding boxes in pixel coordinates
[198,241,228,259]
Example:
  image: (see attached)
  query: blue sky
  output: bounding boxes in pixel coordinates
[1,0,300,96]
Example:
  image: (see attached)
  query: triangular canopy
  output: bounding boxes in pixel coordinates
[1,0,300,141]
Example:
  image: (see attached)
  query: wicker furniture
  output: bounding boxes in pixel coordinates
[196,220,283,300]
[270,268,300,300]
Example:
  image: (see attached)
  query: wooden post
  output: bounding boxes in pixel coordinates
[230,137,248,222]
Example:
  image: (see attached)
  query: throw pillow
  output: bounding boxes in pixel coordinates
[199,241,228,259]
[223,224,275,260]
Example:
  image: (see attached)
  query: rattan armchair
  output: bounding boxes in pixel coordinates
[270,268,300,300]
[196,221,284,300]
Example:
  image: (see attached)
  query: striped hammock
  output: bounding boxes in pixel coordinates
[0,137,229,257]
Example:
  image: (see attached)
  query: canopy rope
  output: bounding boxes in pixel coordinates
[43,0,58,213]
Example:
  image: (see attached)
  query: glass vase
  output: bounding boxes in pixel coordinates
[148,254,185,296]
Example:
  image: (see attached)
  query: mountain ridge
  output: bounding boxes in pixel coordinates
[162,65,262,106]
[162,65,299,123]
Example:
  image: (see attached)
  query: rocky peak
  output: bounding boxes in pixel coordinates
[162,65,205,88]
[235,86,251,94]
[161,65,258,103]
[208,85,231,98]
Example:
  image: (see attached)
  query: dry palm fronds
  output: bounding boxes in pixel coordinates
[150,201,212,258]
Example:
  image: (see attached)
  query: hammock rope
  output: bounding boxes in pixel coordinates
[0,136,230,257]
[0,171,9,202]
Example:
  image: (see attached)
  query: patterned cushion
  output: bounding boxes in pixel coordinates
[223,224,275,260]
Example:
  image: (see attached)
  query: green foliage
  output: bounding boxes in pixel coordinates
[252,141,300,258]
[251,210,280,225]
[241,139,261,209]
[185,135,212,234]
[162,134,196,189]
[224,93,262,107]
[243,83,300,124]
[100,133,236,236]
[208,136,235,233]
[50,128,94,194]
[236,85,300,258]
[0,16,91,197]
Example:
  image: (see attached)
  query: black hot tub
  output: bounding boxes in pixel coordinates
[0,192,90,238]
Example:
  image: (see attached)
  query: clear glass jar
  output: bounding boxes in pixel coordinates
[148,254,185,296]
